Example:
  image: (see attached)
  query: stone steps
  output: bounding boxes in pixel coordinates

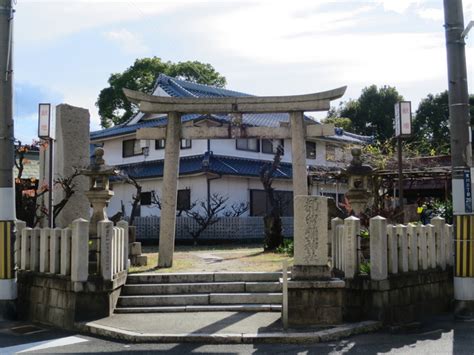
[115,304,282,313]
[122,281,281,295]
[115,272,285,313]
[118,292,282,307]
[126,272,286,284]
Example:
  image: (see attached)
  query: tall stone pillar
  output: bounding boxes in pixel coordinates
[290,111,308,198]
[158,112,181,268]
[287,196,345,325]
[54,104,90,227]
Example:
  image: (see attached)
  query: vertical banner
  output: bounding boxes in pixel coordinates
[38,103,51,139]
[464,170,472,213]
[394,101,412,137]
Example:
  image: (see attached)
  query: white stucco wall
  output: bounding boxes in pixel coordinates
[109,175,208,218]
[99,135,351,169]
[101,136,208,166]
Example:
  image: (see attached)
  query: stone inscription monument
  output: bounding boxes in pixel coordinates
[54,104,90,227]
[287,195,345,325]
[293,196,331,279]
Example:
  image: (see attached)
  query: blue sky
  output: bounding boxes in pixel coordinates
[12,0,474,143]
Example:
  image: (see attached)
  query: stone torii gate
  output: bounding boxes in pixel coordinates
[123,86,346,267]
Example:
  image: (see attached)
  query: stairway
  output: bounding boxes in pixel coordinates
[115,272,284,313]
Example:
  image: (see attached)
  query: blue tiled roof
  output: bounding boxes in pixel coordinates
[91,74,372,143]
[116,153,292,181]
[155,74,251,99]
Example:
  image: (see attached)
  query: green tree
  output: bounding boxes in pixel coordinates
[411,91,474,155]
[322,116,353,131]
[97,57,226,128]
[330,85,403,140]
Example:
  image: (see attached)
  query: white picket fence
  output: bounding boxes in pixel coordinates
[15,219,129,282]
[331,216,453,280]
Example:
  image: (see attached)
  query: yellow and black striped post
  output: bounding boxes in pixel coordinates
[455,215,474,278]
[0,221,14,280]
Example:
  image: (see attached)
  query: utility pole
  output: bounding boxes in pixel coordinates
[0,0,16,313]
[443,0,473,318]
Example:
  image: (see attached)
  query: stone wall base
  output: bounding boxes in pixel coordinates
[0,300,17,320]
[287,279,345,325]
[17,271,127,329]
[344,269,453,324]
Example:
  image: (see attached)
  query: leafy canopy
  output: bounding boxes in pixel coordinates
[329,85,403,140]
[321,116,353,131]
[410,90,474,155]
[97,57,226,128]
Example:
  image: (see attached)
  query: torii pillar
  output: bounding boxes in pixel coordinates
[124,86,346,267]
[159,112,181,267]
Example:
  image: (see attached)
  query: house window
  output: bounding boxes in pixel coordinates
[250,190,294,217]
[262,139,284,155]
[326,144,344,162]
[236,138,259,152]
[140,192,152,206]
[306,141,316,159]
[177,189,191,211]
[122,139,143,157]
[181,139,192,149]
[155,139,165,149]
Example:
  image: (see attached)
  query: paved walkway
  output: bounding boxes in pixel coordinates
[79,312,381,344]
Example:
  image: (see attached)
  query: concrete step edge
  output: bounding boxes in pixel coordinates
[76,320,383,344]
[114,304,282,313]
[119,292,282,299]
[126,272,291,284]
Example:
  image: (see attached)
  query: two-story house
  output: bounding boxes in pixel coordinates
[90,74,371,218]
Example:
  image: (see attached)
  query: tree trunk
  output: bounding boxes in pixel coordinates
[263,209,283,251]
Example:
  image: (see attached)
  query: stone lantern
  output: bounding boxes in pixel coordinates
[342,148,373,215]
[82,147,116,273]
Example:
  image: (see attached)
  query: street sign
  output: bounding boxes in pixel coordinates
[38,103,51,139]
[394,101,412,137]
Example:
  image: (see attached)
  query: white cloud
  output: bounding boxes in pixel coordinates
[14,1,192,44]
[376,0,422,14]
[103,29,149,54]
[416,8,444,21]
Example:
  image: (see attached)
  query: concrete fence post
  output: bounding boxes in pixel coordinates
[387,224,398,274]
[396,224,409,273]
[30,228,41,272]
[343,216,360,278]
[117,220,129,270]
[432,216,446,270]
[445,224,454,266]
[418,225,429,270]
[370,216,388,281]
[99,220,113,281]
[15,220,26,270]
[20,227,32,270]
[331,217,343,269]
[71,218,89,282]
[337,225,344,270]
[50,228,62,274]
[407,224,419,272]
[39,228,51,273]
[60,228,72,276]
[426,224,437,269]
[113,227,118,275]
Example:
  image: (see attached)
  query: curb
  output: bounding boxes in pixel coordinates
[76,320,382,344]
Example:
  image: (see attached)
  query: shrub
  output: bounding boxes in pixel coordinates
[276,239,294,256]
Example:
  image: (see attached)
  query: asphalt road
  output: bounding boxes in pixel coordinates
[0,314,473,354]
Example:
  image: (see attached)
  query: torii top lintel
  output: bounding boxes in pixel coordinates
[123,86,347,114]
